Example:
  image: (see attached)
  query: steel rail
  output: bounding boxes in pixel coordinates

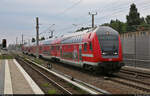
[109,77,150,93]
[17,57,72,94]
[52,69,110,94]
[120,68,150,78]
[18,55,110,94]
[24,55,110,94]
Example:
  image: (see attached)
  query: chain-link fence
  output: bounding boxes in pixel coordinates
[120,30,150,68]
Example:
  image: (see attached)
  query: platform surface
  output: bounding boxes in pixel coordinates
[0,60,5,94]
[0,59,44,94]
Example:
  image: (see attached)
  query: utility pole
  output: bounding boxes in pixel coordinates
[22,34,24,45]
[36,17,39,58]
[16,37,18,45]
[28,39,30,45]
[89,12,97,28]
[16,37,18,51]
[49,30,54,38]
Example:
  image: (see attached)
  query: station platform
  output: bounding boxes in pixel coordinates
[0,59,44,94]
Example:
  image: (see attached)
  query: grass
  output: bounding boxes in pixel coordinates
[33,58,43,65]
[67,83,87,94]
[0,55,14,59]
[24,55,87,94]
[47,89,57,94]
[23,54,43,65]
[42,83,49,87]
[42,83,57,94]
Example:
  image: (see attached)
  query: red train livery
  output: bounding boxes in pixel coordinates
[22,26,124,73]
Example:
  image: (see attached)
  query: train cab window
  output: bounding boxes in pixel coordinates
[89,42,93,51]
[84,43,87,51]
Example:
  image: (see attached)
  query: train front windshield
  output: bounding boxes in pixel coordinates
[97,34,119,57]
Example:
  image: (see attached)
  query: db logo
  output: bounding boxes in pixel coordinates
[109,58,112,61]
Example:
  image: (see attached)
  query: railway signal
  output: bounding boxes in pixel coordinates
[2,39,7,48]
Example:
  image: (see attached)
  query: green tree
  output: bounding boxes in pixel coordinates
[76,27,91,32]
[101,23,110,26]
[146,15,150,24]
[140,17,146,24]
[32,38,35,42]
[126,3,141,31]
[101,19,127,33]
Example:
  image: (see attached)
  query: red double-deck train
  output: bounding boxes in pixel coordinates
[22,26,124,73]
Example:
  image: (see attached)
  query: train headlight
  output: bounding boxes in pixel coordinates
[114,52,118,55]
[102,52,106,55]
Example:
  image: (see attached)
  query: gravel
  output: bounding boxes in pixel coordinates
[23,54,148,94]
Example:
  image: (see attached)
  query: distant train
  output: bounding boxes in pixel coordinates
[22,26,124,74]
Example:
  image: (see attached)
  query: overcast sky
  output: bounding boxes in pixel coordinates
[0,0,150,45]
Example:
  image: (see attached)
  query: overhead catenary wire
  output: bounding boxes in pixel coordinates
[53,0,125,32]
[59,0,83,16]
[31,0,150,41]
[56,0,150,36]
[95,1,150,20]
[77,0,150,26]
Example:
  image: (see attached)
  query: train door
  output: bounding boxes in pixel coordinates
[60,46,62,58]
[79,45,82,62]
[73,45,77,61]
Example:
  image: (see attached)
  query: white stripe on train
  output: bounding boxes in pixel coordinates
[82,54,94,57]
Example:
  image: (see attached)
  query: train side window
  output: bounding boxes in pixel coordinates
[74,37,76,43]
[71,37,73,43]
[78,36,80,43]
[40,46,42,50]
[73,37,75,43]
[76,37,78,43]
[89,42,93,50]
[80,36,82,43]
[56,46,58,50]
[84,43,87,51]
[74,37,76,42]
[51,46,53,50]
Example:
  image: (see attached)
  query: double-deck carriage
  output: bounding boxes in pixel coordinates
[22,26,124,74]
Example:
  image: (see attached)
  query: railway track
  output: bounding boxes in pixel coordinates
[16,55,110,94]
[120,68,150,78]
[15,53,148,94]
[109,77,150,93]
[108,69,150,93]
[16,56,73,94]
